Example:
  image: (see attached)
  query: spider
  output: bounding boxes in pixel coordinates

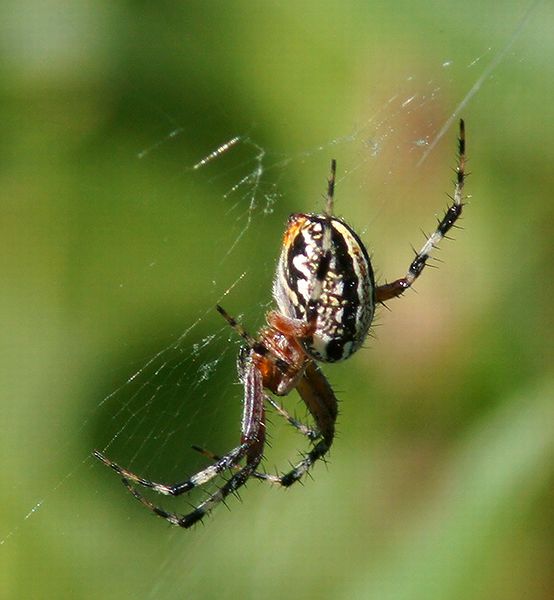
[94,120,467,528]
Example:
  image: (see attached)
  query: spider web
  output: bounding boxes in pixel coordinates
[1,3,545,598]
[1,69,443,538]
[89,70,458,494]
[0,27,529,535]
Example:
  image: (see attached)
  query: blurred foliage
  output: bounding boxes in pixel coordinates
[1,1,552,599]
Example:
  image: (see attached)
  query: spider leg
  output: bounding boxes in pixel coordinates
[94,357,266,528]
[192,390,321,488]
[325,158,337,216]
[265,395,320,441]
[93,443,248,497]
[376,119,466,302]
[190,391,321,488]
[191,444,273,482]
[258,361,337,487]
[217,304,296,377]
[216,304,257,348]
[266,310,315,339]
[301,159,338,325]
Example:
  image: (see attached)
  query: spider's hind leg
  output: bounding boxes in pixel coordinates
[376,119,467,303]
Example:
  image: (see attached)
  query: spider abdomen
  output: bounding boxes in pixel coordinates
[273,213,375,362]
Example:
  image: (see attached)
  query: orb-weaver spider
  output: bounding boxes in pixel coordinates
[95,120,467,528]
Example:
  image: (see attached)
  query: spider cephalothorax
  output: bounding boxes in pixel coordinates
[95,120,467,528]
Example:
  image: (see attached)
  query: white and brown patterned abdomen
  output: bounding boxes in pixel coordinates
[273,213,375,362]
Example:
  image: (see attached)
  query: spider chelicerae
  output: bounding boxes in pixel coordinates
[94,120,467,528]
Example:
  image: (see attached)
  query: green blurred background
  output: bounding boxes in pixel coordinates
[1,2,552,599]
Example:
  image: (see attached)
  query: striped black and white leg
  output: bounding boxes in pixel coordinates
[376,119,466,303]
[94,356,266,528]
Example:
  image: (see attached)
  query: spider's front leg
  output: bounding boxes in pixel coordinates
[376,119,466,303]
[94,354,266,528]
